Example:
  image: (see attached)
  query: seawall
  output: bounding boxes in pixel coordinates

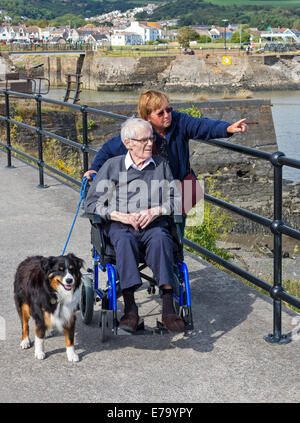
[38,51,300,92]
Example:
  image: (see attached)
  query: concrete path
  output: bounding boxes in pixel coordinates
[0,152,299,403]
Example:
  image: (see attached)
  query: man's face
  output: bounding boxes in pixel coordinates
[125,125,154,166]
[146,98,172,133]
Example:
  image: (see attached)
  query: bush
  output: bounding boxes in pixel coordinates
[185,174,233,261]
[178,105,234,260]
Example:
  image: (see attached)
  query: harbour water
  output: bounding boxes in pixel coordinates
[45,88,300,182]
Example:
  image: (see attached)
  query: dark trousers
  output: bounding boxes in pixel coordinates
[104,219,175,291]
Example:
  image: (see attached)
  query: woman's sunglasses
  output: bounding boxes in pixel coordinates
[155,106,173,117]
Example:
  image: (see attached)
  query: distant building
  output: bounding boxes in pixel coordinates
[49,36,66,44]
[260,28,300,43]
[209,25,233,40]
[123,21,163,43]
[209,26,221,40]
[85,33,109,46]
[111,31,143,46]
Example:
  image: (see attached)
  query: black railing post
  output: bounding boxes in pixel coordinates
[265,151,291,345]
[4,91,14,168]
[81,105,89,173]
[35,94,47,188]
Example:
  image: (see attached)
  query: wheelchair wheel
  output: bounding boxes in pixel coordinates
[172,273,181,315]
[100,310,108,342]
[172,273,191,323]
[80,275,94,324]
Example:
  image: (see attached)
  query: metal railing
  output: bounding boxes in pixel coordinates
[1,88,300,344]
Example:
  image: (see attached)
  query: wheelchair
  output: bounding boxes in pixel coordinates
[80,213,194,342]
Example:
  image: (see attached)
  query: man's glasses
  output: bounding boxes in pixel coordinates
[130,135,156,143]
[155,106,173,117]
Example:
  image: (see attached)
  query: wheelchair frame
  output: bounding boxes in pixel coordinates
[80,214,194,341]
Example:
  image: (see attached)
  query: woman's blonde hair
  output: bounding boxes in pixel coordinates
[138,89,169,120]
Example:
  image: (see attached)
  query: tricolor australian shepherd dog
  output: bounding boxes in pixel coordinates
[14,253,84,362]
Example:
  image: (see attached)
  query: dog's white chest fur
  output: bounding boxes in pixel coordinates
[50,287,80,332]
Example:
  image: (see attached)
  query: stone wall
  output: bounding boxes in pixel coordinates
[41,52,300,93]
[80,52,175,91]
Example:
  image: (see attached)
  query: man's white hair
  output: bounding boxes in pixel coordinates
[120,117,153,143]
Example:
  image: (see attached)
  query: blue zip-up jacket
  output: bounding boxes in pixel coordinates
[89,110,231,181]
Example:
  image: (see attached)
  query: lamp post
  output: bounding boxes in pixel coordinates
[222,19,228,50]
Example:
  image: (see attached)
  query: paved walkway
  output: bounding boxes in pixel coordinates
[0,152,299,403]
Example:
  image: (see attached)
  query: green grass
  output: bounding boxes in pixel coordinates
[203,0,300,7]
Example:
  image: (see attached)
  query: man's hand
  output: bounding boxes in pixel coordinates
[110,211,140,231]
[110,207,162,230]
[137,207,162,230]
[83,170,97,180]
[227,118,248,134]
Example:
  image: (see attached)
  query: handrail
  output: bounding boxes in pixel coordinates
[1,88,300,345]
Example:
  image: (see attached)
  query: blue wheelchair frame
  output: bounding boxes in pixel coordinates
[80,214,194,340]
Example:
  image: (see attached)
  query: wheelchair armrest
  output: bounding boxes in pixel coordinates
[173,214,183,224]
[87,213,107,258]
[86,213,105,226]
[169,215,184,260]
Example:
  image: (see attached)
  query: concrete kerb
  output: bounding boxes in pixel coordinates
[0,151,299,403]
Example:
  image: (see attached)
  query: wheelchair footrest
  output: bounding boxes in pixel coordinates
[154,320,169,335]
[116,319,154,336]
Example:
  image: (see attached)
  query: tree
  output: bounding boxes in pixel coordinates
[176,26,200,48]
[230,30,250,44]
[293,19,300,30]
[198,35,211,43]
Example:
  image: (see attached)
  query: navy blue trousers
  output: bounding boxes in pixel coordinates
[104,219,175,291]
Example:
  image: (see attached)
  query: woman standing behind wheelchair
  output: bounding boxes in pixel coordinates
[84,89,248,235]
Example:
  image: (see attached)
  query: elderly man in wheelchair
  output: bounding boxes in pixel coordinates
[84,117,192,336]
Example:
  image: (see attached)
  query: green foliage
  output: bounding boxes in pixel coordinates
[197,35,212,43]
[140,0,300,28]
[178,105,202,118]
[177,26,200,47]
[2,0,300,28]
[230,30,250,43]
[185,174,233,261]
[178,105,233,261]
[0,0,166,23]
[87,119,96,131]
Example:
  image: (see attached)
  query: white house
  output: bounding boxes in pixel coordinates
[111,31,143,46]
[85,33,109,46]
[26,26,41,41]
[0,26,15,43]
[209,26,221,40]
[40,27,55,42]
[124,21,163,44]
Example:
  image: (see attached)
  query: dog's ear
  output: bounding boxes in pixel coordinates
[41,256,55,277]
[67,253,84,271]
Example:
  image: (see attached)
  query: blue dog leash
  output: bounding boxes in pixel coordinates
[62,176,90,256]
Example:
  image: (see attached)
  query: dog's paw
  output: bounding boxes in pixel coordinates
[20,337,31,349]
[35,351,46,360]
[66,347,79,362]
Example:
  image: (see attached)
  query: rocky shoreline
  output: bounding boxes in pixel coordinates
[217,234,300,283]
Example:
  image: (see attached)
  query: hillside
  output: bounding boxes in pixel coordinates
[1,0,300,28]
[136,0,300,28]
[0,0,165,21]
